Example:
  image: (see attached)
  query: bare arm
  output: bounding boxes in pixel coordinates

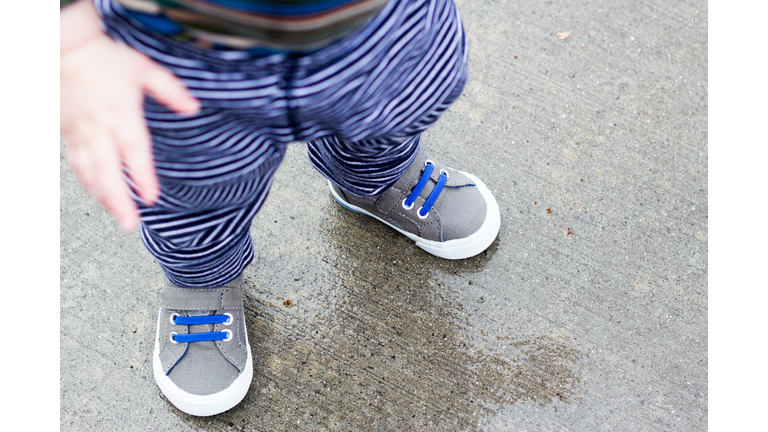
[60,0,200,231]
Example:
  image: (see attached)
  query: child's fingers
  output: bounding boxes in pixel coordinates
[91,134,140,232]
[66,142,96,193]
[115,108,160,204]
[141,60,200,115]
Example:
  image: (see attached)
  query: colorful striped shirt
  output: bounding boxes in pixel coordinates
[63,0,390,51]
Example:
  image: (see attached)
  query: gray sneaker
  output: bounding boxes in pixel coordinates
[329,146,500,259]
[152,275,253,416]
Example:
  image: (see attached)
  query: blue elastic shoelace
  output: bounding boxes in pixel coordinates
[403,162,448,217]
[171,314,230,343]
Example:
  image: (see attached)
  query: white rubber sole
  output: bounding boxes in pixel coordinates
[152,309,253,417]
[329,172,500,260]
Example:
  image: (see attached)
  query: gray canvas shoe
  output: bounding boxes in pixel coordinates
[152,275,253,416]
[329,147,500,259]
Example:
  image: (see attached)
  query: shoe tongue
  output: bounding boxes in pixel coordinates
[187,310,215,333]
[398,149,476,192]
[187,310,213,317]
[427,162,474,187]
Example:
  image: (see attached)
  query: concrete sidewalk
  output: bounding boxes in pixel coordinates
[60,0,707,430]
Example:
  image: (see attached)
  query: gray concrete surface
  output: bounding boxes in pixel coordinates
[60,0,707,430]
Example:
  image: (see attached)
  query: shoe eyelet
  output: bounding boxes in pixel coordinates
[417,206,430,219]
[440,169,450,180]
[169,331,179,344]
[402,198,415,210]
[424,159,435,167]
[221,329,233,342]
[223,313,233,325]
[169,313,180,325]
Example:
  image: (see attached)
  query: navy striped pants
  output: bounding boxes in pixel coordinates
[95,0,468,287]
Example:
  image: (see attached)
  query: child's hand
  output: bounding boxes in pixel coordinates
[60,0,200,232]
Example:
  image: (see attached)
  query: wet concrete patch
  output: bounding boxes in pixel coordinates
[170,201,584,431]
